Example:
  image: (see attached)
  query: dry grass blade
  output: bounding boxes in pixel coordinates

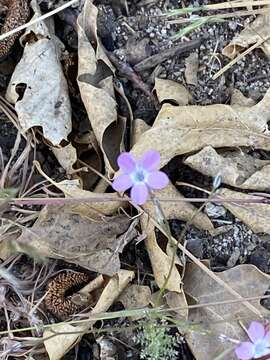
[213,34,270,79]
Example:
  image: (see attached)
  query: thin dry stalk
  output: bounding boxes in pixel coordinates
[213,34,270,79]
[169,7,270,24]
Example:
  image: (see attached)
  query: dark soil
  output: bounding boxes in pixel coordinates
[0,0,270,359]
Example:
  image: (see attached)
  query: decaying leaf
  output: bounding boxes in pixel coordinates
[51,143,77,174]
[230,88,256,107]
[154,78,191,105]
[118,284,152,319]
[223,14,270,59]
[5,0,72,146]
[143,183,213,231]
[154,87,270,133]
[165,291,188,320]
[184,146,270,191]
[184,263,270,360]
[16,205,134,275]
[56,179,124,220]
[217,188,270,234]
[77,0,125,172]
[33,163,123,220]
[185,52,199,86]
[141,216,182,293]
[132,118,151,145]
[44,269,134,360]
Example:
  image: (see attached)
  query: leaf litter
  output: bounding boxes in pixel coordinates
[0,0,270,359]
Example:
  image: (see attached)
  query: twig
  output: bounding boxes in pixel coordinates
[0,0,79,43]
[134,38,201,71]
[213,34,270,80]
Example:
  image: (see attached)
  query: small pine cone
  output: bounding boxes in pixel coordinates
[0,0,30,58]
[45,272,90,321]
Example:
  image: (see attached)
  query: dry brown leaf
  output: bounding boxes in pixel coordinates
[131,127,270,170]
[16,206,133,275]
[141,215,182,293]
[184,146,270,191]
[154,78,191,105]
[165,291,188,320]
[57,180,124,220]
[51,143,77,174]
[184,263,270,360]
[144,183,213,231]
[217,188,270,234]
[5,0,71,146]
[77,0,125,172]
[185,53,199,86]
[230,88,256,107]
[118,284,151,319]
[44,269,134,360]
[154,88,270,133]
[223,14,270,59]
[132,118,151,145]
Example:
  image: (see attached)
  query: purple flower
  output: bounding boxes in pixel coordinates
[112,150,169,205]
[235,321,270,360]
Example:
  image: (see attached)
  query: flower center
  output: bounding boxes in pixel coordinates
[132,167,148,184]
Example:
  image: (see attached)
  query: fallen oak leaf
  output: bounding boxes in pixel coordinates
[6,0,72,146]
[217,188,270,234]
[184,263,270,360]
[154,87,270,134]
[184,146,270,191]
[77,0,125,172]
[15,205,133,275]
[223,14,270,59]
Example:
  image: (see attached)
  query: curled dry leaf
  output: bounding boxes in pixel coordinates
[230,88,256,107]
[126,86,270,171]
[5,0,72,146]
[77,0,125,172]
[154,87,270,134]
[165,291,188,320]
[154,78,191,105]
[132,118,151,145]
[44,269,134,360]
[51,143,77,174]
[141,215,182,293]
[223,14,270,59]
[184,146,270,191]
[118,284,151,319]
[184,263,270,360]
[16,205,133,275]
[33,163,123,220]
[131,126,270,170]
[144,183,213,231]
[217,188,270,234]
[184,52,199,86]
[56,179,124,220]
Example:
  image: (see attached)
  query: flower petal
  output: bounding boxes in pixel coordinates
[130,183,149,205]
[235,342,255,360]
[264,331,270,343]
[117,152,136,173]
[140,150,160,171]
[146,171,169,189]
[248,321,265,343]
[112,174,133,191]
